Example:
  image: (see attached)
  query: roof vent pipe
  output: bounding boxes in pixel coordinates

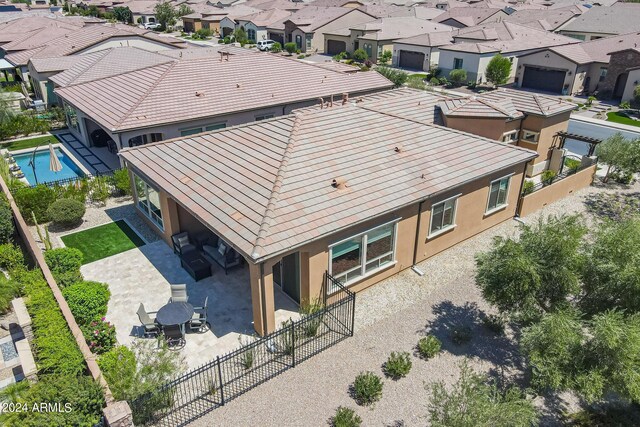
[394,145,402,153]
[331,177,347,190]
[329,94,334,107]
[318,97,324,109]
[342,93,349,105]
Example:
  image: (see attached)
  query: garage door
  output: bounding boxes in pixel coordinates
[326,40,346,55]
[522,67,566,93]
[399,50,425,70]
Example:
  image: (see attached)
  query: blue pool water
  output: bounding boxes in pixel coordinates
[13,148,85,185]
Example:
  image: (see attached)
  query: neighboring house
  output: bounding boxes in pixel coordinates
[122,0,159,26]
[278,6,376,53]
[218,5,263,37]
[119,93,537,335]
[53,51,393,156]
[557,3,640,41]
[392,30,453,71]
[306,0,365,7]
[324,17,452,62]
[599,47,640,101]
[502,5,586,32]
[433,7,508,28]
[235,9,292,43]
[515,32,640,95]
[439,88,576,176]
[438,21,579,84]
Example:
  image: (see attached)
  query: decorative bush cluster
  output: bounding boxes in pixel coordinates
[44,247,83,287]
[352,371,383,406]
[113,168,131,195]
[417,335,442,360]
[331,406,362,427]
[0,274,21,315]
[0,198,14,244]
[82,318,116,354]
[47,198,86,227]
[0,243,24,271]
[62,281,110,325]
[14,184,56,224]
[522,180,535,196]
[383,351,412,380]
[541,170,557,186]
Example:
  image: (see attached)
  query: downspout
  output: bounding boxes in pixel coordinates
[411,199,427,276]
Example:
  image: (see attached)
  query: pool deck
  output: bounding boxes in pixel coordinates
[11,144,92,185]
[53,131,120,173]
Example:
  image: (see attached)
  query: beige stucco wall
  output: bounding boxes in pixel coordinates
[622,69,640,102]
[313,10,376,54]
[518,112,570,169]
[26,65,58,105]
[518,165,596,216]
[442,116,521,141]
[392,43,438,71]
[516,50,575,91]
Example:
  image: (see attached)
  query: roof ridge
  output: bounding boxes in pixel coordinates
[251,112,303,259]
[476,98,512,117]
[532,94,545,115]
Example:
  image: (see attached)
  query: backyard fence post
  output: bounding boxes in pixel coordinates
[291,322,296,368]
[350,294,356,337]
[216,356,225,406]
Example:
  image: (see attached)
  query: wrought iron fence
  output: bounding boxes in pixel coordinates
[524,162,592,195]
[129,273,356,427]
[19,167,122,189]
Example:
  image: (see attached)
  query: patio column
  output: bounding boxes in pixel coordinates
[249,260,276,336]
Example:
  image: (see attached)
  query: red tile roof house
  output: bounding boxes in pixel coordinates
[52,51,393,162]
[119,95,537,335]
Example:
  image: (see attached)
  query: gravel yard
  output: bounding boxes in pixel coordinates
[190,180,639,427]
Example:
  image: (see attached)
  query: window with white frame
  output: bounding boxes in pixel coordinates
[134,173,163,230]
[429,196,458,236]
[486,175,510,213]
[520,130,539,143]
[329,221,397,286]
[64,102,80,134]
[502,131,518,143]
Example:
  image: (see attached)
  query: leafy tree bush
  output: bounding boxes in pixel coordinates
[193,28,212,39]
[284,42,296,54]
[0,275,21,315]
[112,6,132,23]
[448,69,467,86]
[47,198,85,227]
[0,243,24,272]
[331,406,362,427]
[82,318,116,354]
[631,84,640,109]
[89,176,110,204]
[541,169,557,186]
[113,168,131,195]
[596,133,640,183]
[485,54,512,86]
[417,335,441,359]
[153,0,177,30]
[428,361,538,427]
[351,371,383,406]
[0,199,14,244]
[475,215,586,322]
[383,351,412,379]
[521,180,535,196]
[54,179,89,203]
[378,50,392,65]
[429,77,440,85]
[352,48,368,62]
[233,27,248,45]
[62,281,110,325]
[98,345,137,401]
[14,185,56,224]
[44,247,83,287]
[270,42,282,53]
[565,158,581,173]
[375,66,408,88]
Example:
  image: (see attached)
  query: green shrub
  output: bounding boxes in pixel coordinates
[376,66,408,87]
[331,406,362,427]
[98,345,137,401]
[430,77,440,85]
[47,198,86,227]
[14,185,56,224]
[383,351,412,379]
[565,158,581,173]
[89,176,110,204]
[113,168,132,195]
[62,281,110,325]
[438,77,448,86]
[333,51,348,61]
[417,335,442,359]
[451,325,472,345]
[54,179,89,203]
[44,247,83,287]
[0,275,21,315]
[81,318,116,354]
[352,48,368,61]
[541,169,557,186]
[0,243,24,272]
[270,42,282,53]
[481,314,505,334]
[522,180,535,196]
[284,42,296,54]
[448,69,468,86]
[0,200,14,244]
[299,298,324,337]
[352,371,383,406]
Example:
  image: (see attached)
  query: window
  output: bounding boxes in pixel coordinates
[329,221,397,286]
[128,133,163,147]
[363,43,373,59]
[599,67,607,82]
[133,174,163,230]
[64,103,80,134]
[520,130,539,143]
[255,113,274,121]
[453,58,463,69]
[180,127,202,137]
[502,131,518,143]
[247,29,256,42]
[429,196,458,237]
[295,34,302,49]
[205,123,226,131]
[486,176,510,213]
[305,34,312,50]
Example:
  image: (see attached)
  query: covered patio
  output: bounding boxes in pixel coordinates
[81,240,299,369]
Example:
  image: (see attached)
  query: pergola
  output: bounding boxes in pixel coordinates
[553,131,603,156]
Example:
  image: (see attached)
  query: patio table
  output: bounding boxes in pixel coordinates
[156,302,194,335]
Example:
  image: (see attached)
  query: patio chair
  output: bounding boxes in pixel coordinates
[190,296,209,332]
[202,239,243,274]
[163,324,185,349]
[171,232,197,257]
[137,303,159,337]
[170,284,188,303]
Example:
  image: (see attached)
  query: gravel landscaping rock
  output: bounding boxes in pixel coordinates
[190,180,640,427]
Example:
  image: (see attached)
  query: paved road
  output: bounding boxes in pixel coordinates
[565,116,640,155]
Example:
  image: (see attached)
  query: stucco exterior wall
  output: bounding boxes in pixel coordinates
[27,66,58,105]
[601,49,640,98]
[220,17,236,36]
[438,49,490,83]
[518,164,596,216]
[313,9,376,53]
[392,44,438,71]
[622,69,640,102]
[442,116,515,141]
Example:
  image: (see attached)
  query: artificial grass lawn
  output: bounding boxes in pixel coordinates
[606,111,640,128]
[3,135,58,150]
[61,220,145,264]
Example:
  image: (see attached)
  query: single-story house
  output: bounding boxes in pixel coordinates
[600,47,640,101]
[438,22,579,84]
[557,3,640,41]
[515,32,640,95]
[324,16,452,62]
[235,9,293,43]
[432,7,508,28]
[53,51,393,156]
[218,5,263,37]
[119,97,538,335]
[391,30,453,71]
[503,5,586,32]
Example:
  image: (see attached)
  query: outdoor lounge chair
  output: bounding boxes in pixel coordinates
[202,238,243,274]
[171,232,197,257]
[137,303,159,337]
[170,284,188,303]
[163,324,185,349]
[190,296,209,332]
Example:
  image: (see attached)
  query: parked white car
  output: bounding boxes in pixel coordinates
[144,22,161,30]
[257,40,276,51]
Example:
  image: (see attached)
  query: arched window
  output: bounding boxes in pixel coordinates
[247,28,256,42]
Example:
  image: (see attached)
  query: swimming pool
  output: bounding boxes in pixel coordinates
[13,147,85,185]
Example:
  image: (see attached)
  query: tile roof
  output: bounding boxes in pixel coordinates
[48,47,175,87]
[547,32,640,64]
[434,7,504,26]
[280,6,363,32]
[55,52,393,132]
[504,5,584,31]
[352,87,450,125]
[559,3,640,35]
[236,8,292,27]
[394,30,455,47]
[334,17,453,41]
[439,97,523,119]
[478,88,576,117]
[120,103,536,261]
[29,55,86,73]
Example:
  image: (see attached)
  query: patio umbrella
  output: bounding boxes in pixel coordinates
[48,143,62,173]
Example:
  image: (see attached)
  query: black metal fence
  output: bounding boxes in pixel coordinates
[129,273,356,427]
[22,167,122,189]
[524,162,593,195]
